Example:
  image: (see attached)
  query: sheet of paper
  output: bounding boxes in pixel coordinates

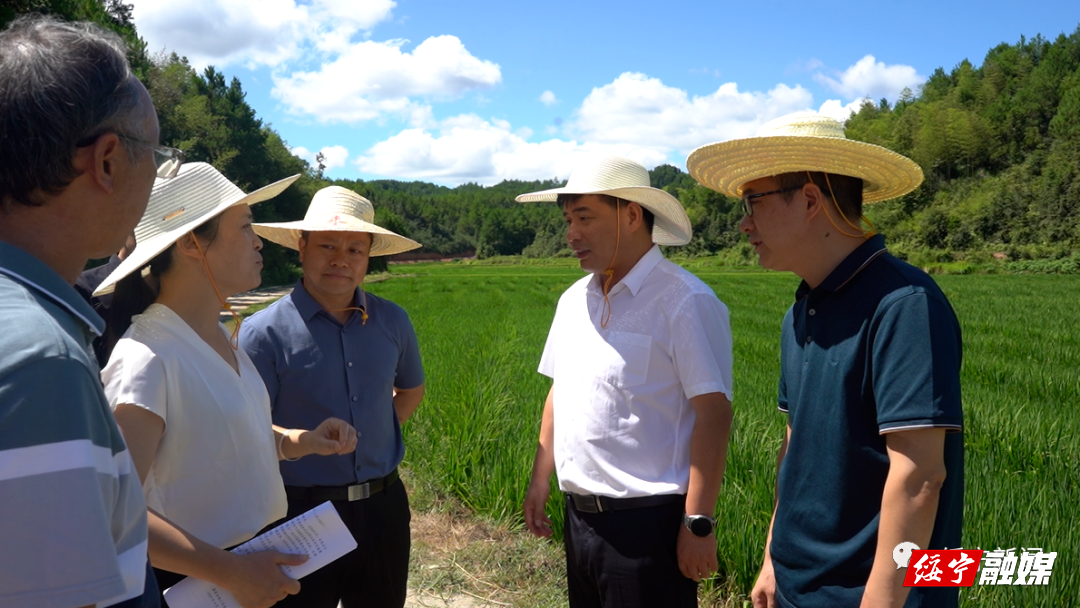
[162,501,357,608]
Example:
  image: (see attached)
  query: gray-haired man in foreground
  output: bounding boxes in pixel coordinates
[0,15,180,608]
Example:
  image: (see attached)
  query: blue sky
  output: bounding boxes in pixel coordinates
[130,0,1080,185]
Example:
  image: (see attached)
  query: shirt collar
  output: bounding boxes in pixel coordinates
[587,245,664,298]
[0,240,105,336]
[290,277,364,323]
[795,234,888,301]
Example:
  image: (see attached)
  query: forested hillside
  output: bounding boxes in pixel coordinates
[845,30,1080,271]
[4,3,1078,276]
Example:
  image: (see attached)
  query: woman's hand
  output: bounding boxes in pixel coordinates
[220,550,308,608]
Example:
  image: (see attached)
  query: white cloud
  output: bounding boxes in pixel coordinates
[271,36,501,123]
[352,71,857,185]
[814,55,924,101]
[291,144,350,170]
[133,1,500,125]
[132,0,396,68]
[540,90,558,106]
[318,145,350,169]
[572,72,814,153]
[817,98,867,122]
[354,114,668,185]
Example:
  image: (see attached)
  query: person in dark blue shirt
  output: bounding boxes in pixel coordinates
[241,186,424,608]
[688,112,964,608]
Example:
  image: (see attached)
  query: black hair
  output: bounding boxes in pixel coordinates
[775,171,864,221]
[557,193,655,233]
[101,215,222,361]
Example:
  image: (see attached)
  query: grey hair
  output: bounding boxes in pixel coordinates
[0,15,146,208]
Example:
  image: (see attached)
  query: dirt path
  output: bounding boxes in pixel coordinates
[225,285,294,315]
[223,273,402,319]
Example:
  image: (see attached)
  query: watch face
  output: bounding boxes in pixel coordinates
[689,517,713,537]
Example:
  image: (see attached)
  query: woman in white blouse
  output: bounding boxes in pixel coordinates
[95,163,358,608]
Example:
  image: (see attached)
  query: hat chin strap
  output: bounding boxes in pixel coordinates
[192,234,243,350]
[323,279,369,326]
[811,171,878,239]
[600,199,621,329]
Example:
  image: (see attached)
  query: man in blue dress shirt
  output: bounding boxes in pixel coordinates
[241,186,425,608]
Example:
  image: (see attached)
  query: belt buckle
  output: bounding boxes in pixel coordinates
[575,494,603,514]
[348,483,371,501]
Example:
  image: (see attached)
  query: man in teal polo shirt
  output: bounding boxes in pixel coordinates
[0,15,181,608]
[688,113,964,608]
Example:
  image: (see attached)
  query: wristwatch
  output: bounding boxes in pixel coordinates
[683,513,716,537]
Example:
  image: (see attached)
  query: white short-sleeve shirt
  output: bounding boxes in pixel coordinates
[539,246,733,498]
[102,304,287,549]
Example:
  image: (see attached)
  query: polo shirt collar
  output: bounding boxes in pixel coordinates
[290,278,363,322]
[795,234,888,301]
[587,245,663,298]
[0,240,105,336]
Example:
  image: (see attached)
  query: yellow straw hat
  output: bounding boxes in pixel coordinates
[254,186,421,256]
[686,112,923,204]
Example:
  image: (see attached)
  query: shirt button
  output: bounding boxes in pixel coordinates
[808,309,816,316]
[806,335,812,344]
[347,362,353,367]
[351,396,358,402]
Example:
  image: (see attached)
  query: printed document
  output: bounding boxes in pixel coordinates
[163,501,356,608]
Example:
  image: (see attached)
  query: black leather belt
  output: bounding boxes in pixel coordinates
[568,492,684,514]
[285,468,400,502]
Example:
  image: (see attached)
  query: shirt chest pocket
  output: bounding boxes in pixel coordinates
[600,331,652,388]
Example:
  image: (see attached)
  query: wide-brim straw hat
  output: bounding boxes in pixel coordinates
[686,112,924,204]
[253,186,421,256]
[515,155,692,246]
[93,162,300,296]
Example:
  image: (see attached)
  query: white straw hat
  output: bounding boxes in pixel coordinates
[93,162,300,296]
[686,112,924,204]
[253,186,421,256]
[516,155,693,246]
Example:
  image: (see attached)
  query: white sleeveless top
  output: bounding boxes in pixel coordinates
[102,303,287,548]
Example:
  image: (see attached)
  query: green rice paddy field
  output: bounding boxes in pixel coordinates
[364,261,1078,607]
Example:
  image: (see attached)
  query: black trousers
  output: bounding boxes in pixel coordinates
[564,496,698,608]
[275,478,412,608]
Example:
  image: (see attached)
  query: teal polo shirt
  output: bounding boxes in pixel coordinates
[771,235,964,608]
[0,241,151,608]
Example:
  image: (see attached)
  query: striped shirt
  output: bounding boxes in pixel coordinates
[0,241,149,608]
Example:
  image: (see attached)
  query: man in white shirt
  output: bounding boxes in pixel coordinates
[519,156,734,607]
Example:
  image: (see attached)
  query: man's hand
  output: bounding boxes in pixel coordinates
[299,418,358,456]
[525,385,557,538]
[751,555,777,608]
[677,524,718,582]
[222,550,307,608]
[523,480,553,538]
